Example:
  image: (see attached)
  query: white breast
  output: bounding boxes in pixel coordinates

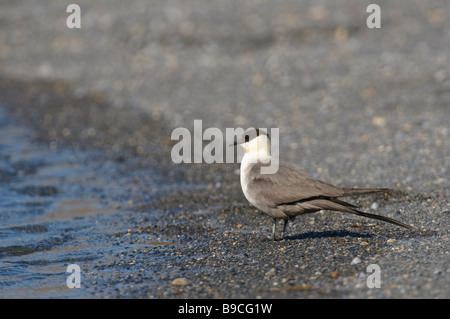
[240,154,254,202]
[240,153,269,210]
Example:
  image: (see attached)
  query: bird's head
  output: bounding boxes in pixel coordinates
[233,128,271,157]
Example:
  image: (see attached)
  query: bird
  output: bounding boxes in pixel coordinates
[233,128,417,240]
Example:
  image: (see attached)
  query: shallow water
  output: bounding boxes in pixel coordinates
[0,108,163,298]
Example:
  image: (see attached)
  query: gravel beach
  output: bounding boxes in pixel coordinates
[0,0,448,298]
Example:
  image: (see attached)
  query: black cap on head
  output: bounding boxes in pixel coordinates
[233,127,270,145]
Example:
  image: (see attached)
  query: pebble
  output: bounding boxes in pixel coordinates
[265,268,277,276]
[371,202,379,210]
[330,271,339,278]
[372,116,386,127]
[171,278,190,286]
[351,257,362,265]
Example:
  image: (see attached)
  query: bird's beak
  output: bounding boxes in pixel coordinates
[230,140,239,147]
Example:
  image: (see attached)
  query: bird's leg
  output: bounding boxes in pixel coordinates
[272,218,277,241]
[281,219,289,239]
[272,219,288,241]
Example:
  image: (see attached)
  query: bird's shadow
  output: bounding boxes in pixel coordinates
[284,229,373,241]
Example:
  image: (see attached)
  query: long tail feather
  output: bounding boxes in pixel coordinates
[344,208,417,231]
[341,187,391,197]
[302,198,417,231]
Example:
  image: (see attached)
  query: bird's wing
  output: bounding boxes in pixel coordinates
[248,161,346,206]
[247,162,415,230]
